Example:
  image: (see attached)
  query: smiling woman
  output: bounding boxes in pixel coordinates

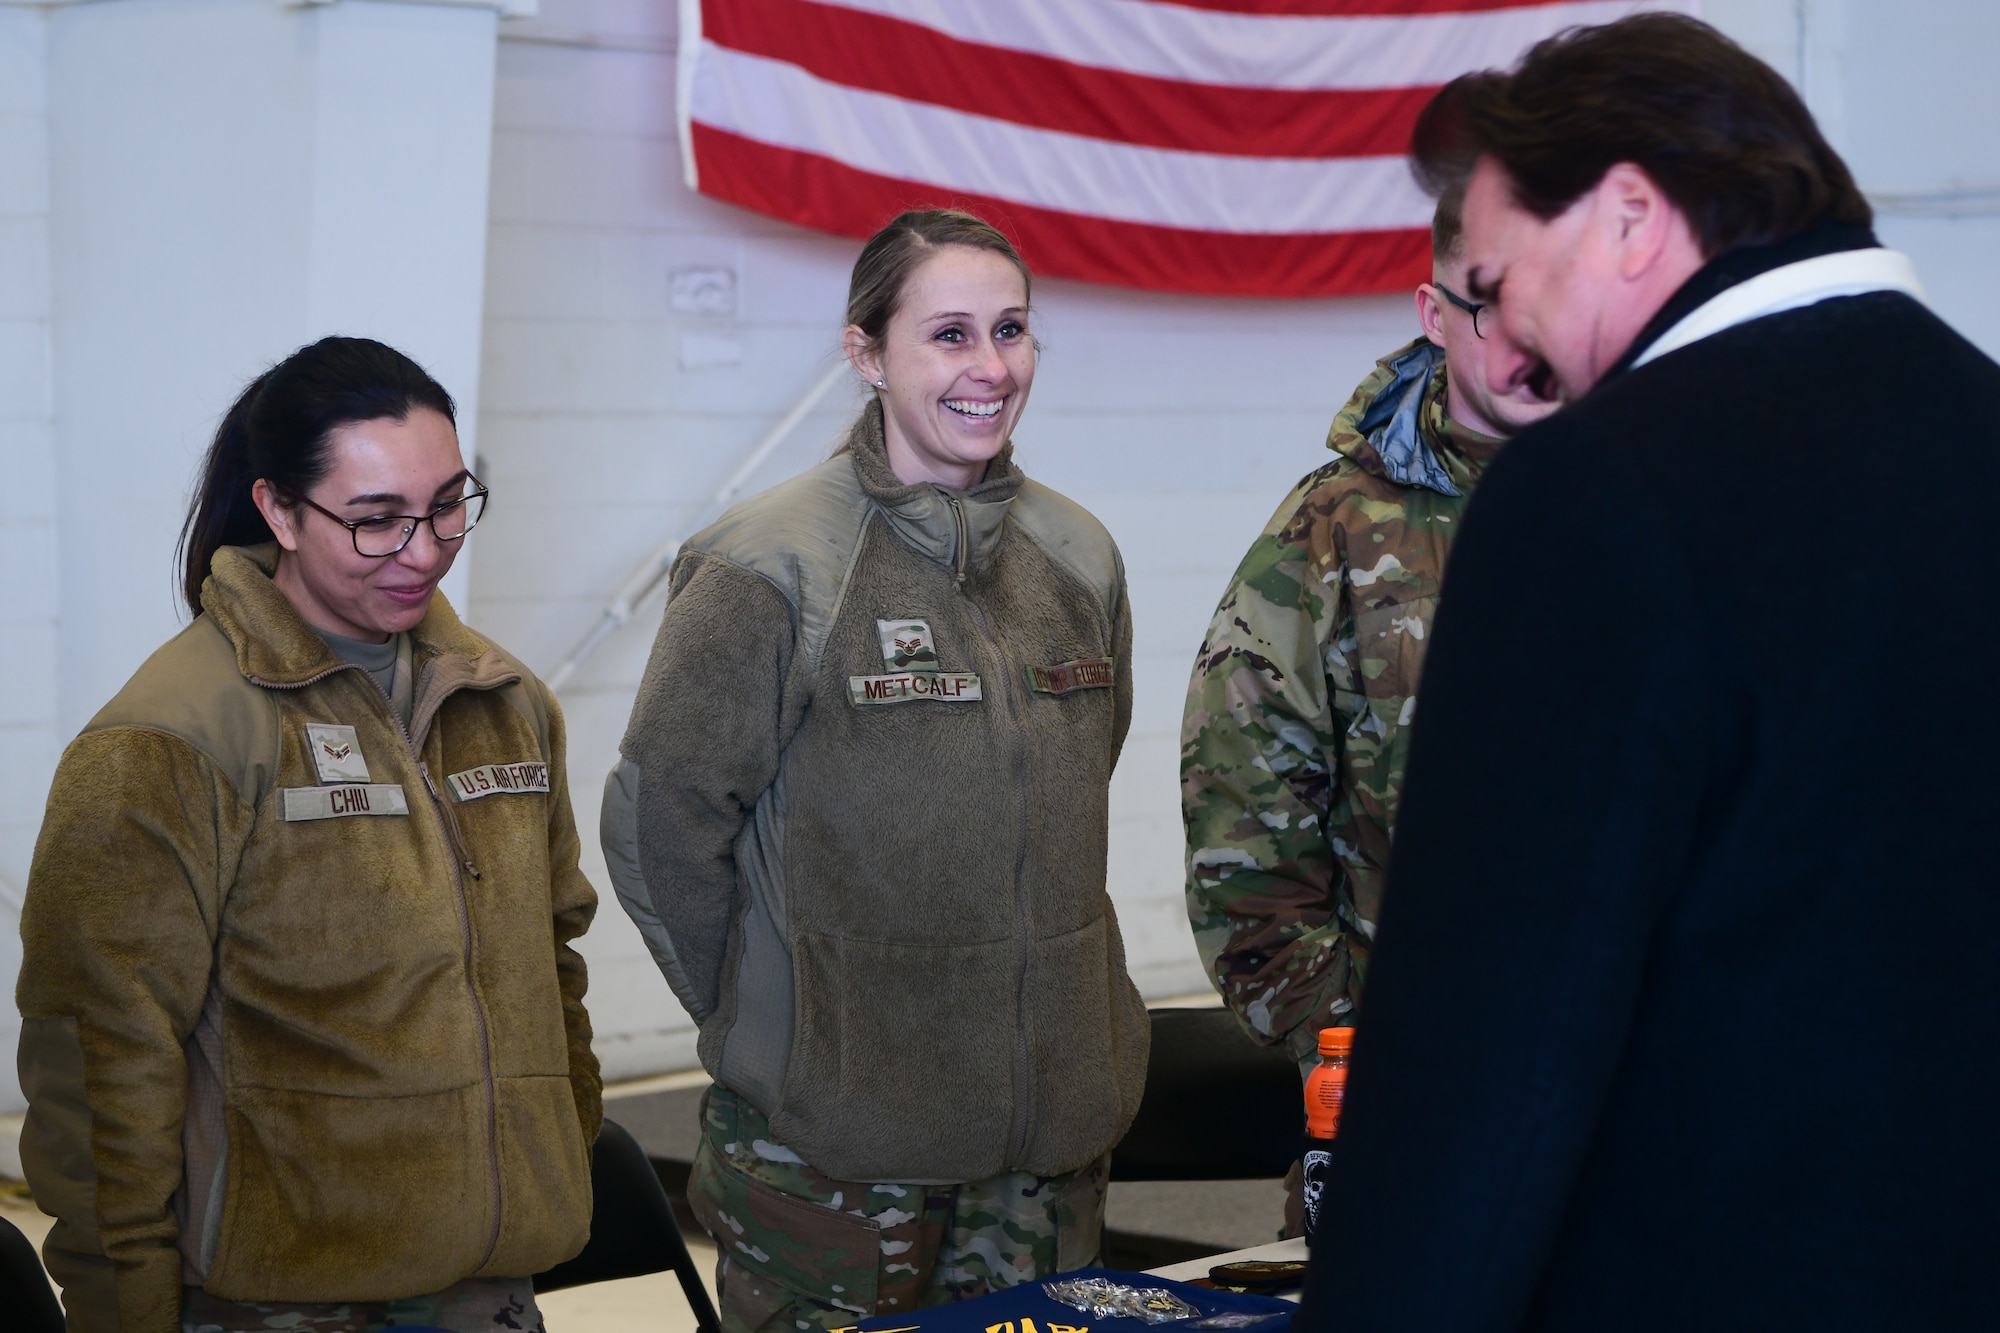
[604,210,1150,1332]
[841,217,1037,489]
[15,336,601,1333]
[251,409,483,642]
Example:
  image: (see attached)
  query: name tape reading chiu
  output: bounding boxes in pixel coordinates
[447,762,552,801]
[281,784,410,822]
[848,671,984,706]
[1025,658,1115,696]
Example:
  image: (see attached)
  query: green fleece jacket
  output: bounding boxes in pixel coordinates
[604,403,1150,1184]
[15,545,601,1332]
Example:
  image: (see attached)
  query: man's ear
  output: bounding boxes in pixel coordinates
[1600,162,1689,282]
[1414,284,1446,344]
[843,325,884,388]
[250,478,302,554]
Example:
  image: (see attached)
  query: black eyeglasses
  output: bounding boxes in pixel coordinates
[292,476,490,557]
[1433,282,1489,339]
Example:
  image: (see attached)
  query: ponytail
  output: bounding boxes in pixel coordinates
[175,337,457,618]
[178,370,281,617]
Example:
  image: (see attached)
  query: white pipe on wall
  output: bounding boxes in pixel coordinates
[545,361,851,691]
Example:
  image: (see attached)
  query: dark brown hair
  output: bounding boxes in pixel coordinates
[1431,185,1466,264]
[177,336,456,617]
[1410,14,1870,256]
[845,209,1031,353]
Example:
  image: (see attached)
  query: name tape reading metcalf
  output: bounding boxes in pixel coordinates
[848,671,984,706]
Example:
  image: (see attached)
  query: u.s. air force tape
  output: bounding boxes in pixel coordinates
[446,762,551,801]
[281,784,410,821]
[1025,658,1115,696]
[848,671,983,705]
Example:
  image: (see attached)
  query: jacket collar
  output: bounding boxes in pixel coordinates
[844,400,1025,577]
[1603,223,1884,382]
[1632,246,1922,371]
[201,543,507,690]
[1330,338,1504,498]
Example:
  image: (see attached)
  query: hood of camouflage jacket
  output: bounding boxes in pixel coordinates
[1328,338,1503,498]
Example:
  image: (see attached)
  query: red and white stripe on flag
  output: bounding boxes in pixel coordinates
[678,0,1698,299]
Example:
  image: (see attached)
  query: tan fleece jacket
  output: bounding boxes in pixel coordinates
[15,545,600,1332]
[606,404,1150,1184]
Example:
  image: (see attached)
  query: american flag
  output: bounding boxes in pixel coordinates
[678,0,1697,299]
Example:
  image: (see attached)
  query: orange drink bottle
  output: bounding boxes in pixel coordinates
[1301,1026,1353,1247]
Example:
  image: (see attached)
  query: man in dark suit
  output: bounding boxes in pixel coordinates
[1296,14,2000,1331]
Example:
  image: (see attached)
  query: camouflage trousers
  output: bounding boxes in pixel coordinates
[180,1277,543,1333]
[689,1085,1109,1333]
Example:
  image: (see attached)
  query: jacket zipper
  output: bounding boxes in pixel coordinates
[946,493,1035,1163]
[945,491,970,586]
[421,760,481,880]
[426,775,504,1273]
[253,659,505,1270]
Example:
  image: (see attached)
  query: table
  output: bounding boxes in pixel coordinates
[1148,1236,1310,1301]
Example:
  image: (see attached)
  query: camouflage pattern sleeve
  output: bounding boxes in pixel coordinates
[1181,467,1360,1066]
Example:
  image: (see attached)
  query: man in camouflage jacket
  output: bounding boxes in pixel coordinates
[1182,198,1561,1069]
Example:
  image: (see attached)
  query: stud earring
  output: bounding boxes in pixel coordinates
[875,379,885,388]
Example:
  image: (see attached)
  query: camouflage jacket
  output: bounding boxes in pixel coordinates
[1181,339,1506,1066]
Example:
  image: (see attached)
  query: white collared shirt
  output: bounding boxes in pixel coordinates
[1631,247,1927,369]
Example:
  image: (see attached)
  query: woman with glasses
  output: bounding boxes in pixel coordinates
[16,335,599,1333]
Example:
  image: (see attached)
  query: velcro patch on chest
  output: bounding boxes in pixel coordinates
[281,784,409,821]
[305,723,371,783]
[446,762,552,801]
[848,672,983,705]
[1025,658,1116,696]
[876,618,941,671]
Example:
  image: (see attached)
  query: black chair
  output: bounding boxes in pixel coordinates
[534,1118,723,1333]
[1,1210,65,1333]
[1109,1007,1304,1181]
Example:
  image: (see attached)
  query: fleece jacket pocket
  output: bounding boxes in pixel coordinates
[203,1084,492,1302]
[780,933,1019,1183]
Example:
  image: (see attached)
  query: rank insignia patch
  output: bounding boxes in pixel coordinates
[305,723,371,783]
[876,618,941,671]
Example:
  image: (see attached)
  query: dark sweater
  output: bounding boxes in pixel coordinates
[1298,233,2000,1330]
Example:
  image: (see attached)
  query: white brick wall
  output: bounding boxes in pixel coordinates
[0,4,52,1111]
[1708,0,2000,357]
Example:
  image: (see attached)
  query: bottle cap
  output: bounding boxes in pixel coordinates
[1318,1026,1354,1056]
